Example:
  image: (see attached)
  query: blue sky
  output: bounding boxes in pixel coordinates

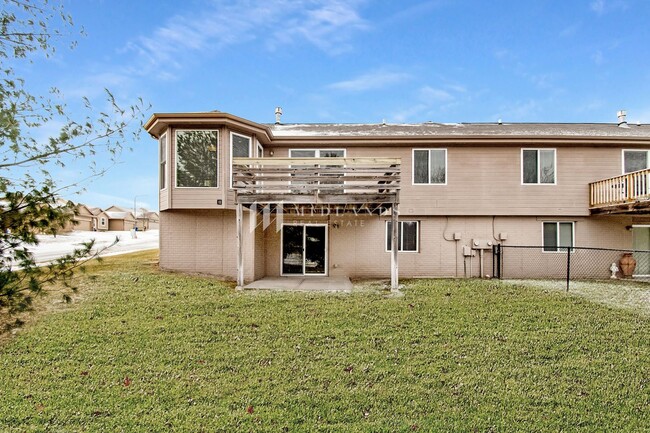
[20,0,650,210]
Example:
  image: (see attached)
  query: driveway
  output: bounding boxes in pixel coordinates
[31,230,159,264]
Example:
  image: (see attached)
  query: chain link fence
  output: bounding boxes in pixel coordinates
[493,245,650,290]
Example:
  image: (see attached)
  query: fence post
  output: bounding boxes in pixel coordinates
[493,244,501,279]
[566,246,571,292]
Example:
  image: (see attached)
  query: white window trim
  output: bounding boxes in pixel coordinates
[542,221,575,253]
[521,148,557,185]
[174,129,220,189]
[159,133,167,191]
[280,223,328,276]
[412,148,447,185]
[385,220,420,253]
[621,149,650,174]
[257,142,264,158]
[230,132,252,189]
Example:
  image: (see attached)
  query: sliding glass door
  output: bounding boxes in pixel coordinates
[281,224,327,275]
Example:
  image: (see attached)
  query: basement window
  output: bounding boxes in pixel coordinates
[386,221,419,252]
[543,222,574,252]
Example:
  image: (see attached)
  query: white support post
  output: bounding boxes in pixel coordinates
[236,203,244,287]
[391,204,399,291]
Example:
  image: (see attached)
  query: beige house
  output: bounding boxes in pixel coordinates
[144,110,650,288]
[135,209,160,231]
[67,204,95,232]
[88,207,110,231]
[105,206,136,231]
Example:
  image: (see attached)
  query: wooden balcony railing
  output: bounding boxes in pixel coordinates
[232,157,400,205]
[589,168,650,209]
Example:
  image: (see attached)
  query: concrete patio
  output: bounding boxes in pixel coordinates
[242,276,353,292]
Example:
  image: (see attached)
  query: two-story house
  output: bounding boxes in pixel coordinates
[144,110,650,289]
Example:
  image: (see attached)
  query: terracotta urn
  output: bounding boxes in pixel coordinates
[619,253,637,278]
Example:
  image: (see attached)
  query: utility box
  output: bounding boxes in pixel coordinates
[462,245,475,257]
[499,232,508,241]
[471,239,493,250]
[453,232,462,240]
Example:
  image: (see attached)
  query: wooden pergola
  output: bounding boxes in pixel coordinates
[232,157,401,290]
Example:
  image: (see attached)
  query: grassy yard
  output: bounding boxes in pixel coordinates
[1,251,649,432]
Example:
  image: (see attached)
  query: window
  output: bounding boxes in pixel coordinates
[100,217,106,226]
[623,150,650,173]
[386,221,419,252]
[159,133,167,189]
[230,132,251,187]
[176,130,219,188]
[522,149,556,184]
[289,149,346,188]
[289,149,345,158]
[543,222,574,252]
[413,149,446,184]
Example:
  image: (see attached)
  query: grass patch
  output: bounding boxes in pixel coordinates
[1,251,649,432]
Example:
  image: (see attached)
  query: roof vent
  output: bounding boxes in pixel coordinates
[275,107,283,124]
[617,110,629,128]
[498,118,502,125]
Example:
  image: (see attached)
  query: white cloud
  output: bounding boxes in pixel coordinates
[419,86,454,103]
[328,70,411,92]
[590,0,628,15]
[124,0,368,78]
[390,83,468,122]
[590,0,606,14]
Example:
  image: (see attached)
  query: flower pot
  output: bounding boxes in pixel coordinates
[619,253,637,278]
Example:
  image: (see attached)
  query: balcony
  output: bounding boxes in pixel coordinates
[589,168,650,214]
[232,157,400,213]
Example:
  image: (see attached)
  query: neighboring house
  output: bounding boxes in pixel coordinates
[144,110,650,288]
[105,209,136,231]
[88,207,110,231]
[71,204,95,231]
[134,208,160,231]
[144,210,160,230]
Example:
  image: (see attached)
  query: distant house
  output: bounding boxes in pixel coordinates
[146,211,160,230]
[88,207,110,231]
[105,206,137,231]
[136,209,160,230]
[71,204,96,231]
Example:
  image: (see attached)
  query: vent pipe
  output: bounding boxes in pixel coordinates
[275,107,283,124]
[617,110,628,128]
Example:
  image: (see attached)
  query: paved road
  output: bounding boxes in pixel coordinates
[31,230,159,264]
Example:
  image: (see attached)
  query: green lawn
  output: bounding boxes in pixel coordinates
[1,251,649,432]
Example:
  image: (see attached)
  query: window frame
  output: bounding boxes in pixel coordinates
[159,133,167,190]
[621,149,650,174]
[542,221,575,253]
[289,149,347,158]
[412,148,447,185]
[174,129,220,189]
[230,132,252,189]
[385,220,420,253]
[521,148,557,185]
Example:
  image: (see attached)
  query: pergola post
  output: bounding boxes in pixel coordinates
[391,204,399,291]
[236,202,244,287]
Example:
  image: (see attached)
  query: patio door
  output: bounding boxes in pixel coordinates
[281,224,327,275]
[632,226,650,276]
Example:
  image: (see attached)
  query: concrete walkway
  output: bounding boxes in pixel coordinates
[243,276,353,292]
